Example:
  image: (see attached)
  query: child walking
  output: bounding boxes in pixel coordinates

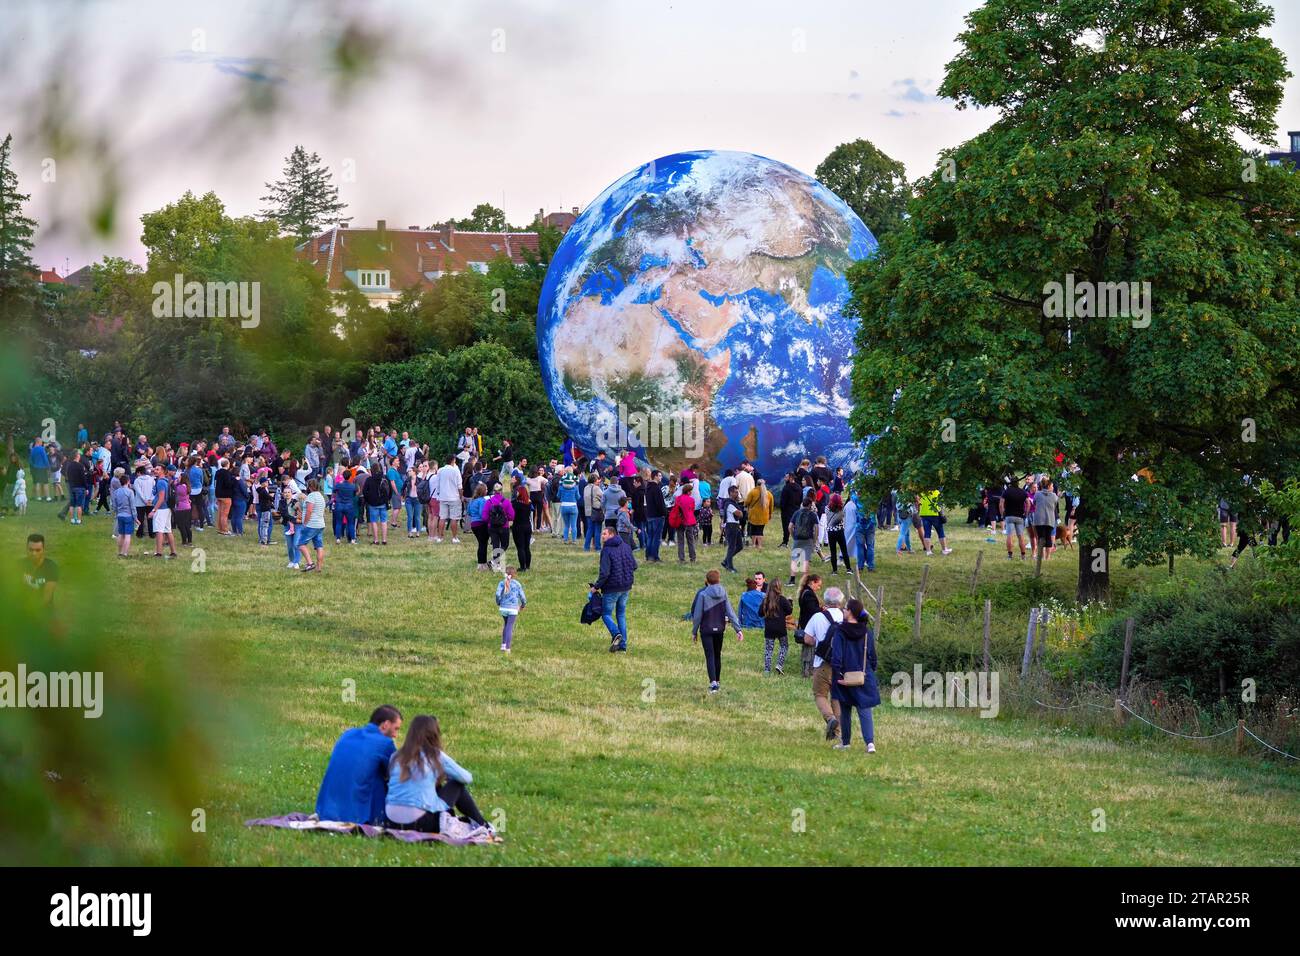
[495,566,527,654]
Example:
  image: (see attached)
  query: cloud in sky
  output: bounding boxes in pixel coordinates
[167,51,287,85]
[892,78,944,104]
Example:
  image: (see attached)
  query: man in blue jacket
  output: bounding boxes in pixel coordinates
[315,705,403,824]
[594,526,637,653]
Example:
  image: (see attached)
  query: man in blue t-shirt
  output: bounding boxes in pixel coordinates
[315,705,403,824]
[29,439,51,501]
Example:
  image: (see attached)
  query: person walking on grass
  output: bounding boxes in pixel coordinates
[147,464,178,559]
[467,482,492,570]
[111,468,134,558]
[795,573,823,678]
[690,568,744,693]
[760,580,793,675]
[804,585,845,740]
[594,526,637,653]
[744,477,773,549]
[826,493,851,573]
[788,495,818,584]
[495,566,526,654]
[720,485,745,572]
[919,490,952,555]
[830,598,879,754]
[296,478,327,573]
[435,456,464,543]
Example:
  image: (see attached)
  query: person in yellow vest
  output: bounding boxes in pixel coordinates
[918,490,952,555]
[744,478,774,549]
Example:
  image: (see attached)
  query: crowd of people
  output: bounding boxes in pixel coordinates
[15,420,1296,768]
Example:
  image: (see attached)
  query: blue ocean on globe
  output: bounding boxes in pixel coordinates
[536,150,877,480]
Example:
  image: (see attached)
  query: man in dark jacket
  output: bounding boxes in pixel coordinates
[778,473,802,547]
[643,470,667,562]
[594,526,637,653]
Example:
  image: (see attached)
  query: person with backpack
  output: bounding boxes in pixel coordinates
[484,484,515,565]
[759,580,793,675]
[361,464,392,545]
[495,566,527,654]
[670,481,698,563]
[594,525,637,653]
[690,569,744,693]
[788,496,818,585]
[803,586,845,741]
[830,598,879,753]
[146,464,178,559]
[720,486,746,573]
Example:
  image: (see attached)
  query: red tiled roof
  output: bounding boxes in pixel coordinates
[38,268,64,284]
[296,224,541,293]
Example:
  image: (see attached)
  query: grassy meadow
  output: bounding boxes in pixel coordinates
[5,502,1299,866]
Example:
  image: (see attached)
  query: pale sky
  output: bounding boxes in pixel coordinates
[5,0,1300,273]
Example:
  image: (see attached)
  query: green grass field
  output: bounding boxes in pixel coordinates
[7,504,1299,866]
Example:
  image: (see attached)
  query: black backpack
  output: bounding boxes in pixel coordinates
[416,476,432,504]
[695,589,727,634]
[165,478,177,510]
[813,611,839,661]
[793,506,817,539]
[488,501,508,531]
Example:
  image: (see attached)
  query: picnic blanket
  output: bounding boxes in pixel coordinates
[244,812,500,845]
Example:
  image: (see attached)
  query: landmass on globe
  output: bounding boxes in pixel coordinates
[537,150,877,479]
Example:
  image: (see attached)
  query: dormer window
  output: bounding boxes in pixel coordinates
[357,269,390,289]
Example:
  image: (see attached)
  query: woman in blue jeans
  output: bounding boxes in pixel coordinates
[830,598,880,753]
[895,494,914,554]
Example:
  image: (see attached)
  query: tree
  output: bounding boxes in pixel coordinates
[454,202,508,232]
[847,0,1300,603]
[260,145,347,243]
[0,132,38,321]
[350,340,563,461]
[815,138,910,239]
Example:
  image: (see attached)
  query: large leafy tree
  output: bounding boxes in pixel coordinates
[350,340,563,461]
[815,138,911,239]
[847,0,1300,602]
[260,145,347,243]
[0,131,62,453]
[454,202,509,232]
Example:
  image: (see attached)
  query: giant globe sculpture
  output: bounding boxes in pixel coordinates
[536,150,877,479]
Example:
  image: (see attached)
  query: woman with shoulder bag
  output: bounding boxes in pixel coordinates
[830,598,880,753]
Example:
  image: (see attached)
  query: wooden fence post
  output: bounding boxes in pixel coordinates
[1035,607,1049,663]
[919,563,930,597]
[1235,719,1245,754]
[1114,697,1125,725]
[1119,617,1135,701]
[982,599,991,676]
[874,586,884,642]
[1020,607,1038,679]
[970,549,984,593]
[911,590,923,642]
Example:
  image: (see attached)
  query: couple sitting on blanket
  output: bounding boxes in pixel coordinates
[315,705,494,836]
